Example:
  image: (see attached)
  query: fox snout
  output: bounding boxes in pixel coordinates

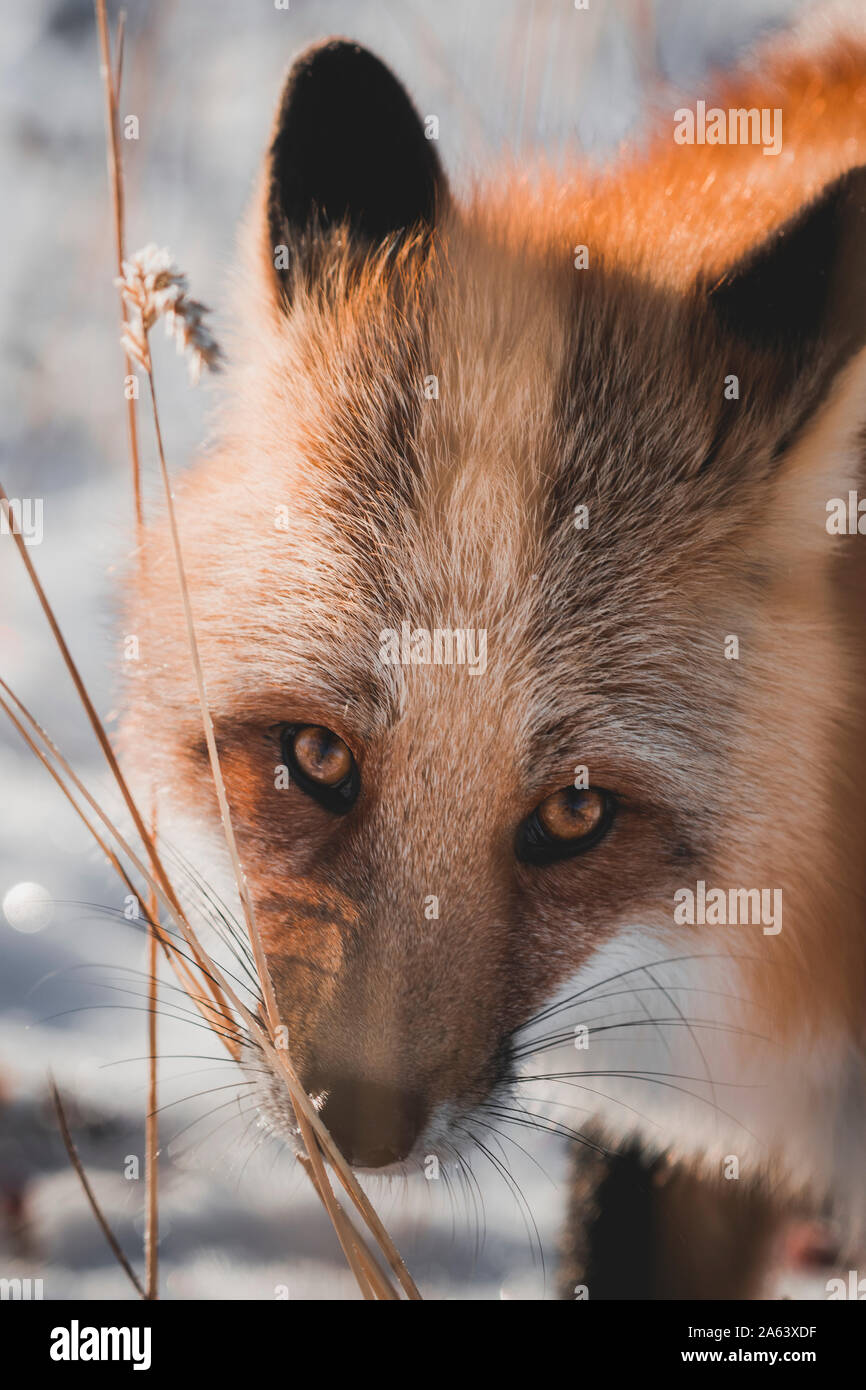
[277,947,513,1169]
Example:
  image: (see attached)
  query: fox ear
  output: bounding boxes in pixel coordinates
[264,39,445,296]
[708,165,866,392]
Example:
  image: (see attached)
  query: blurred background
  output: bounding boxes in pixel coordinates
[0,0,811,1299]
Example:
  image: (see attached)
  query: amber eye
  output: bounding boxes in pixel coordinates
[281,725,360,814]
[516,786,614,865]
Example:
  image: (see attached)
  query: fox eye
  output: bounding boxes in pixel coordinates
[516,787,614,865]
[281,725,360,814]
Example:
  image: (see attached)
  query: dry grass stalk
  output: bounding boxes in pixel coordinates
[95,0,143,529]
[294,1150,395,1299]
[295,1116,376,1299]
[220,998,419,1297]
[142,360,277,1026]
[145,848,159,1299]
[95,0,160,1298]
[270,1047,420,1298]
[51,1080,146,1299]
[113,8,125,108]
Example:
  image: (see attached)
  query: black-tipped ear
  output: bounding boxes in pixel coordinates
[709,165,866,373]
[266,39,445,289]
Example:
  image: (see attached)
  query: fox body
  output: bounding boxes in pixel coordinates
[123,13,866,1264]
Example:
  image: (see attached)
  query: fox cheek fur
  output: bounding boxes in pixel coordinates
[122,28,866,1197]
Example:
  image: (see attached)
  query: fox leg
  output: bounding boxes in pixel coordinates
[559,1136,783,1300]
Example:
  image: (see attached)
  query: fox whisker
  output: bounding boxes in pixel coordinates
[454,1122,546,1278]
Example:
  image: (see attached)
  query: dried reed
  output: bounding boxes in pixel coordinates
[94,0,160,1299]
[51,1080,146,1299]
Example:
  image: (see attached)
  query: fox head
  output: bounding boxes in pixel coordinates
[123,39,866,1170]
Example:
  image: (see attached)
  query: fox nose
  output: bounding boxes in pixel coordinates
[314,1077,425,1168]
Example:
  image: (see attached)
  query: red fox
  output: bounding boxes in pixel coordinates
[122,10,866,1293]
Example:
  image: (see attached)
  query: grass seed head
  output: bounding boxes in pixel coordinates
[117,243,222,383]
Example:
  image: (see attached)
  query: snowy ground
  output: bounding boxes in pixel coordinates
[0,0,820,1300]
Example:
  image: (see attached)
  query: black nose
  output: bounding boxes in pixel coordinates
[314,1077,425,1168]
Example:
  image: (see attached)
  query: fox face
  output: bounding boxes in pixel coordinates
[123,39,866,1173]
